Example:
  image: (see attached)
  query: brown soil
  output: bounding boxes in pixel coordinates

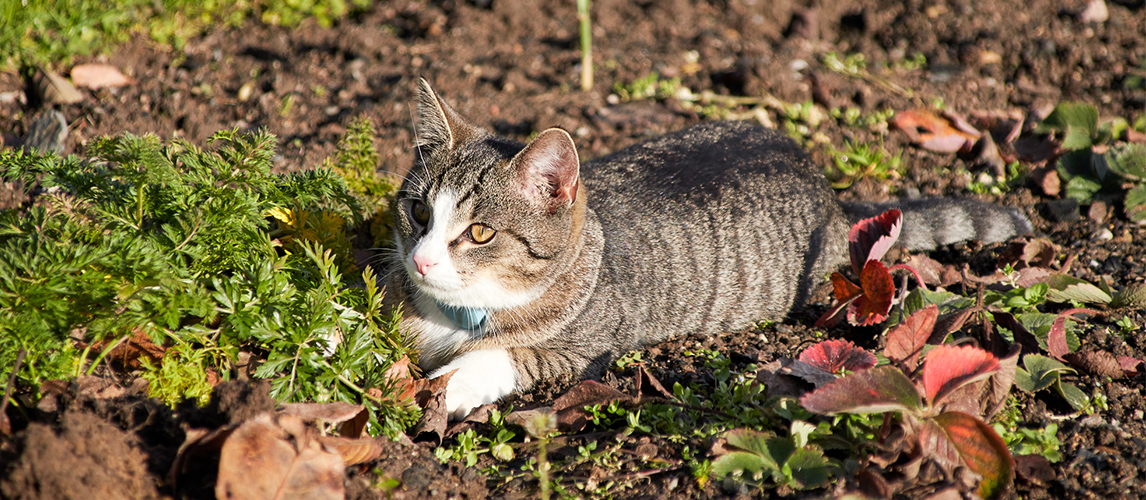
[1,0,1144,498]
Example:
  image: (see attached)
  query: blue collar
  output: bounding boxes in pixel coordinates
[437,301,488,331]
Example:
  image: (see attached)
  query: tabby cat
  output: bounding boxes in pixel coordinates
[382,80,1031,419]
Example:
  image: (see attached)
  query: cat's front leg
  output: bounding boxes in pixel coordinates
[428,348,518,420]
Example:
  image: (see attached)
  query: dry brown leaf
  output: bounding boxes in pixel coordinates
[634,365,676,400]
[70,63,132,89]
[106,329,166,370]
[893,109,980,153]
[411,390,449,445]
[550,380,632,432]
[279,402,366,426]
[33,68,82,104]
[215,413,344,500]
[1063,350,1126,378]
[317,435,386,466]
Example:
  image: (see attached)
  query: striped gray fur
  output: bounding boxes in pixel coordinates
[383,81,1031,410]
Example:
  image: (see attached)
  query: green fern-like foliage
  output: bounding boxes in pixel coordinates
[0,129,417,437]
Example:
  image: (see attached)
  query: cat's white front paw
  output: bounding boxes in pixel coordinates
[428,349,517,420]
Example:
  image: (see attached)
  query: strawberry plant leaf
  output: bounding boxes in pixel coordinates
[1104,143,1146,181]
[798,339,876,374]
[848,209,902,275]
[1016,354,1074,393]
[1047,309,1097,361]
[783,448,835,489]
[884,304,938,369]
[848,260,895,326]
[1125,184,1146,224]
[1110,282,1146,309]
[800,365,923,415]
[1036,102,1098,150]
[932,411,1014,500]
[1044,275,1111,304]
[829,272,863,302]
[921,345,1000,407]
[1055,379,1091,412]
[712,451,773,480]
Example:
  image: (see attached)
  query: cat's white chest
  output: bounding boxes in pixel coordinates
[411,294,518,419]
[428,348,517,421]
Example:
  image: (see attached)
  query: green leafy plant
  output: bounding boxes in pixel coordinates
[3,0,371,69]
[826,141,903,189]
[612,72,683,102]
[711,426,836,490]
[0,128,416,438]
[1040,102,1146,221]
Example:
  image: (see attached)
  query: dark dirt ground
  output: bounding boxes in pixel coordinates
[2,0,1145,498]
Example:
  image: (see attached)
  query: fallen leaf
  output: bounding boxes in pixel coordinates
[999,238,1059,269]
[411,390,449,445]
[1117,356,1144,376]
[70,63,132,89]
[279,401,366,426]
[316,435,386,466]
[1063,350,1125,378]
[550,380,632,432]
[893,109,980,153]
[634,365,676,400]
[215,414,345,500]
[505,407,558,437]
[33,67,82,104]
[104,329,166,369]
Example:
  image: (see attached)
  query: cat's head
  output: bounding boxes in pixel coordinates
[394,79,585,310]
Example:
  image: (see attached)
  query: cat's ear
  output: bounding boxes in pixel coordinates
[415,78,469,154]
[511,128,580,211]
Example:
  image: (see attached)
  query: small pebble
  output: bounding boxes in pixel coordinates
[1091,228,1113,242]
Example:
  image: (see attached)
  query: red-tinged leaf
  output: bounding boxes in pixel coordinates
[921,345,1000,407]
[918,417,962,470]
[800,365,923,415]
[798,339,876,374]
[848,209,903,275]
[830,272,862,302]
[1118,356,1144,376]
[848,260,895,326]
[932,411,1014,500]
[1048,308,1098,361]
[884,305,939,369]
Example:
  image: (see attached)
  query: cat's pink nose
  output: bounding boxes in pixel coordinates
[413,254,437,276]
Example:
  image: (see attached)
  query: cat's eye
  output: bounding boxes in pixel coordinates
[468,224,496,244]
[411,200,431,225]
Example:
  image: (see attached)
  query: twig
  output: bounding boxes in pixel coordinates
[1,348,27,430]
